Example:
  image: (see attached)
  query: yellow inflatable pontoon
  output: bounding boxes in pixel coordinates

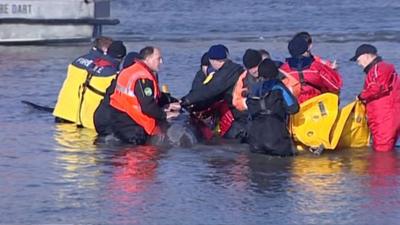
[291,93,370,151]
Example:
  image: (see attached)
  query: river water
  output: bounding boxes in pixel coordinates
[0,0,400,224]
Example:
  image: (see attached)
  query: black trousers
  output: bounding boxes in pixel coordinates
[246,116,295,156]
[93,100,113,135]
[108,107,148,145]
[223,119,247,141]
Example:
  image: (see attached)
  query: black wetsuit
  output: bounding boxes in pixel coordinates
[246,79,299,156]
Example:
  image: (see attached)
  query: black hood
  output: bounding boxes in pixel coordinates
[286,56,314,70]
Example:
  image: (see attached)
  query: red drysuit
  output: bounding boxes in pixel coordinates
[359,58,400,151]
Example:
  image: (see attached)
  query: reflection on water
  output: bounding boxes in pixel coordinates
[45,123,400,224]
[52,123,101,217]
[365,152,400,211]
[52,124,165,224]
[106,145,160,223]
[53,123,98,181]
[288,150,369,223]
[110,145,159,194]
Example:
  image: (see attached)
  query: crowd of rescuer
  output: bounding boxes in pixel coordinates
[350,44,400,152]
[107,46,181,144]
[60,32,399,153]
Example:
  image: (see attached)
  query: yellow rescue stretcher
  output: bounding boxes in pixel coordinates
[290,93,370,153]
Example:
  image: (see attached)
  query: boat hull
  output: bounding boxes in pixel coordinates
[0,0,118,44]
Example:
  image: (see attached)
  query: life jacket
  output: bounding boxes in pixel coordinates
[53,52,117,129]
[190,99,234,140]
[279,68,301,98]
[247,79,299,119]
[110,61,161,136]
[214,100,235,136]
[232,71,248,111]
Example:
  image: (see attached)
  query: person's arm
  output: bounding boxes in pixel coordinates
[182,75,228,106]
[134,79,166,121]
[182,68,243,106]
[317,63,343,93]
[274,83,299,114]
[359,64,395,103]
[191,69,207,90]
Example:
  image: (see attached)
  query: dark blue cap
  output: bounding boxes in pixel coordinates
[350,44,377,61]
[288,36,309,58]
[208,44,228,60]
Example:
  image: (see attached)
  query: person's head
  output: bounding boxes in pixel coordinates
[122,51,139,69]
[243,49,262,78]
[139,46,163,72]
[288,36,309,58]
[200,52,210,74]
[207,44,229,70]
[259,49,271,60]
[350,44,378,68]
[108,40,127,60]
[258,58,279,80]
[92,36,113,53]
[293,31,312,50]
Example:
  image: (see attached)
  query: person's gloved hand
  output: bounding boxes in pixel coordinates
[180,96,191,107]
[166,110,180,119]
[164,102,181,112]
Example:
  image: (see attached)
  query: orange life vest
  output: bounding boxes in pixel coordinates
[110,61,161,135]
[279,69,301,98]
[232,71,248,111]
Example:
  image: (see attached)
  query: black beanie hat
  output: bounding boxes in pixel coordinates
[201,52,209,66]
[258,59,279,80]
[108,40,127,59]
[243,49,262,69]
[122,51,139,69]
[288,36,308,58]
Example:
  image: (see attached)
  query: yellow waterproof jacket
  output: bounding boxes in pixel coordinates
[53,52,118,129]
